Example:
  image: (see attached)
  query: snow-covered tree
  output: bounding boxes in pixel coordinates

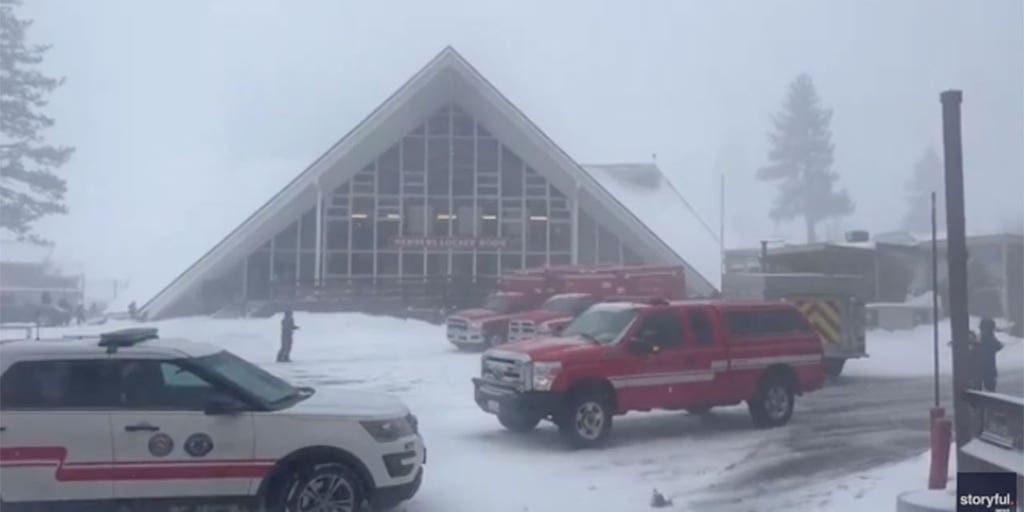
[0,0,73,244]
[757,74,853,243]
[901,147,945,233]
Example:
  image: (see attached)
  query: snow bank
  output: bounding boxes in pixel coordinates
[776,447,957,512]
[847,319,1024,378]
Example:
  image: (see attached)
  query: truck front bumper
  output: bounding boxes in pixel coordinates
[472,378,562,418]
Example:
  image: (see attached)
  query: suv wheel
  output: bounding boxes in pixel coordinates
[558,392,613,448]
[498,411,541,433]
[748,378,794,428]
[284,462,364,512]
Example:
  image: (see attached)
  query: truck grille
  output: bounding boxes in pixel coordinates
[447,317,483,345]
[481,355,525,386]
[508,320,536,341]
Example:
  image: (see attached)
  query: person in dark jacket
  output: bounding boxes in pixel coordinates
[277,310,299,363]
[977,317,1004,392]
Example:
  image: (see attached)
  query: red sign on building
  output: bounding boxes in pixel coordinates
[390,237,508,249]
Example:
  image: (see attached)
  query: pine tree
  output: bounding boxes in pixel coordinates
[757,74,853,243]
[901,147,945,233]
[0,0,73,243]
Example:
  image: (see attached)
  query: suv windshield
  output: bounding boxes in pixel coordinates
[541,295,591,314]
[193,351,302,408]
[562,305,639,345]
[483,295,520,314]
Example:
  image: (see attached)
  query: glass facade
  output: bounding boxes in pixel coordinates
[237,102,642,301]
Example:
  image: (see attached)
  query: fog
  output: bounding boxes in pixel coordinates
[23,0,1024,285]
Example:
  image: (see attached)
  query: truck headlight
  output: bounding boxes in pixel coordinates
[530,361,562,391]
[360,417,415,442]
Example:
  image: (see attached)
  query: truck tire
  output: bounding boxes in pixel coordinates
[748,377,794,428]
[557,391,613,448]
[498,412,542,433]
[284,462,364,512]
[823,358,846,377]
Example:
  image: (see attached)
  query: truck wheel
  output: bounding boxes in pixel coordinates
[498,412,542,433]
[284,462,364,512]
[823,358,846,377]
[748,378,794,428]
[558,392,613,448]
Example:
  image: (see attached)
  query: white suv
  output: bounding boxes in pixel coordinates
[0,328,425,511]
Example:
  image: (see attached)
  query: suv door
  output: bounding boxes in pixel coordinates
[108,358,258,499]
[678,306,731,406]
[0,358,116,504]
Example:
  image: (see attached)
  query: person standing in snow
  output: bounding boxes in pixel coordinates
[277,310,299,363]
[977,317,1004,392]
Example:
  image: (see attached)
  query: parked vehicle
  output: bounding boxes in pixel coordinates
[472,299,824,448]
[447,265,686,350]
[0,328,425,511]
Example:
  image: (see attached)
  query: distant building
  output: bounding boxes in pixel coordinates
[138,47,721,320]
[0,241,83,323]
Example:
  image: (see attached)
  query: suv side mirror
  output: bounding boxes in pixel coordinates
[204,398,243,416]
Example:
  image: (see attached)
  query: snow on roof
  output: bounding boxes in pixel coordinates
[0,240,54,264]
[583,164,721,290]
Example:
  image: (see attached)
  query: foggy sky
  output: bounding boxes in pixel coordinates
[20,0,1024,286]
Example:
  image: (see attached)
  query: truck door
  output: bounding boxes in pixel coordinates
[613,308,689,410]
[675,306,731,406]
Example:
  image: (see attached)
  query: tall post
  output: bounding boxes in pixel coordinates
[570,182,580,265]
[314,183,324,287]
[720,173,726,277]
[931,191,940,409]
[940,90,971,451]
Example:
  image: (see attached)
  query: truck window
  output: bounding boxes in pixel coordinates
[562,305,638,345]
[725,309,812,339]
[541,295,592,314]
[0,360,117,409]
[688,310,715,346]
[636,310,684,347]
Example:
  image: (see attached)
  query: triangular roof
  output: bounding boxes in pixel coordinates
[142,47,718,318]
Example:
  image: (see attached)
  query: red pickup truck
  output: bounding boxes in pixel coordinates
[472,299,824,448]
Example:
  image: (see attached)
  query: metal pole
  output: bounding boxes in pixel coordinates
[720,173,726,277]
[940,90,971,450]
[932,191,940,408]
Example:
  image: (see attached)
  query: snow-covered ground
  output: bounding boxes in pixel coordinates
[31,314,1022,511]
[847,319,1024,377]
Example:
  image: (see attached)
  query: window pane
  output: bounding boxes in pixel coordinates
[326,220,349,250]
[597,225,620,263]
[501,253,522,272]
[377,217,399,247]
[688,310,715,346]
[1,360,116,409]
[325,252,348,276]
[526,254,546,269]
[402,137,425,172]
[479,199,498,237]
[476,253,498,276]
[427,253,447,276]
[453,253,473,275]
[402,252,424,276]
[272,251,297,285]
[403,198,426,235]
[455,200,475,236]
[378,252,399,275]
[352,217,374,251]
[378,145,400,195]
[246,251,271,299]
[117,360,235,410]
[501,146,523,196]
[274,221,298,249]
[550,253,572,266]
[427,105,450,135]
[477,138,498,173]
[551,221,571,252]
[579,211,597,264]
[430,198,450,236]
[451,105,474,136]
[427,138,450,195]
[298,252,315,286]
[352,253,373,275]
[300,209,316,250]
[638,311,684,347]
